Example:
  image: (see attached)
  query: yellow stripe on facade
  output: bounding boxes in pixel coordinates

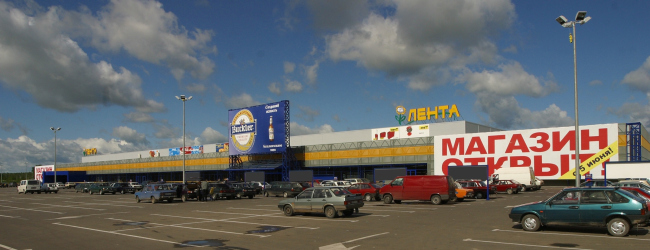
[58,157,230,172]
[302,146,433,161]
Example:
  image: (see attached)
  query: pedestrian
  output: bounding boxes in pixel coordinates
[197,181,203,202]
[201,179,209,202]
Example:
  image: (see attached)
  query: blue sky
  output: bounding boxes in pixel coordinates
[1,0,650,172]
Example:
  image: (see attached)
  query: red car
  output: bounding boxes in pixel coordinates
[492,180,521,194]
[347,183,381,201]
[457,180,497,199]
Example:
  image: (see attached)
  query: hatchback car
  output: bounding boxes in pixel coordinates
[509,187,650,237]
[346,183,381,201]
[493,180,521,194]
[208,183,236,200]
[264,181,306,198]
[278,187,364,218]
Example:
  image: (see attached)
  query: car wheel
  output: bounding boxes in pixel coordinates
[55,191,58,194]
[431,195,442,205]
[457,198,464,202]
[522,214,541,231]
[476,192,484,199]
[383,194,393,204]
[121,190,125,194]
[283,205,294,216]
[607,218,630,237]
[283,192,288,198]
[521,185,527,192]
[264,192,269,197]
[364,193,373,202]
[237,193,241,199]
[507,188,514,195]
[181,194,187,202]
[449,196,458,202]
[89,190,93,195]
[325,206,337,218]
[100,190,104,195]
[135,196,140,203]
[151,196,156,204]
[212,194,218,200]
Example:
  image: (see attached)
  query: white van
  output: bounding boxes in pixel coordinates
[18,179,42,194]
[492,167,537,191]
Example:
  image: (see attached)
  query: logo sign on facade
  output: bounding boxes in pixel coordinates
[372,125,429,140]
[35,165,54,182]
[395,105,461,125]
[83,148,97,156]
[229,101,287,156]
[169,146,204,156]
[434,124,619,180]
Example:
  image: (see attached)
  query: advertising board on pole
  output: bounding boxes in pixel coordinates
[229,101,288,156]
[434,123,619,180]
[35,165,54,182]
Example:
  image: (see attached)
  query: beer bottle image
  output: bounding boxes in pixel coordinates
[269,116,274,142]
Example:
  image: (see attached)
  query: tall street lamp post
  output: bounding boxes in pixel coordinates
[51,127,61,183]
[556,11,591,187]
[175,95,192,184]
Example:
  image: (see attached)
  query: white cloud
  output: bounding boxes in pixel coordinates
[199,127,226,144]
[305,61,320,85]
[503,45,517,53]
[123,112,154,123]
[589,80,603,86]
[296,106,320,122]
[290,122,334,136]
[185,83,206,93]
[112,126,148,145]
[285,78,303,93]
[268,82,281,95]
[622,56,650,92]
[0,1,166,113]
[284,61,295,74]
[460,62,558,97]
[474,94,573,129]
[227,93,260,109]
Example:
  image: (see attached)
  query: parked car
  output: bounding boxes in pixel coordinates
[380,175,456,205]
[75,183,91,193]
[534,177,544,190]
[88,183,117,195]
[346,183,381,201]
[17,179,41,194]
[42,183,59,194]
[454,182,474,202]
[344,178,369,185]
[55,182,65,189]
[208,183,236,200]
[321,181,351,187]
[278,187,364,218]
[457,180,497,199]
[613,180,650,192]
[229,182,255,199]
[580,180,615,187]
[264,181,307,198]
[135,184,177,203]
[168,183,189,202]
[185,181,200,200]
[110,182,136,194]
[492,180,521,194]
[128,181,143,191]
[65,182,77,189]
[247,181,265,194]
[509,187,650,237]
[620,187,650,201]
[492,167,537,191]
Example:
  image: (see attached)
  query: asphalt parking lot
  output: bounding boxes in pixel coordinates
[1,186,650,250]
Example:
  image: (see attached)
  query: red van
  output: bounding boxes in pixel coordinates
[379,175,455,205]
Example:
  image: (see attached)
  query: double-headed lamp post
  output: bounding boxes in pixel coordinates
[175,95,192,184]
[556,11,591,187]
[50,127,61,183]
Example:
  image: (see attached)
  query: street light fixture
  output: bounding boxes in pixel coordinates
[556,11,591,187]
[175,95,192,184]
[51,127,61,183]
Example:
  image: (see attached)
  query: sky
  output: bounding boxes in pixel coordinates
[1,0,650,173]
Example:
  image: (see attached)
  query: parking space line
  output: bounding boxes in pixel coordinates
[152,213,320,229]
[52,222,205,247]
[226,207,278,212]
[105,217,268,237]
[0,205,63,214]
[194,210,359,222]
[492,229,650,241]
[31,203,106,211]
[343,232,389,243]
[0,215,20,219]
[463,238,591,249]
[361,209,416,213]
[64,201,143,208]
[0,243,17,250]
[47,212,130,220]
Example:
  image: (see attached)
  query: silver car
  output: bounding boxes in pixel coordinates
[278,187,364,218]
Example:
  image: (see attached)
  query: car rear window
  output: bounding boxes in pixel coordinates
[329,187,352,196]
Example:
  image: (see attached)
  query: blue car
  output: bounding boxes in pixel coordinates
[509,187,650,237]
[134,184,177,204]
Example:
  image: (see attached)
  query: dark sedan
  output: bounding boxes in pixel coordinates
[88,183,116,195]
[509,187,650,237]
[229,182,255,199]
[110,182,136,194]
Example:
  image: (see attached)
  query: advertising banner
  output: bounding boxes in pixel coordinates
[229,101,287,155]
[434,124,619,180]
[216,143,229,153]
[372,124,429,141]
[169,145,204,156]
[35,165,54,182]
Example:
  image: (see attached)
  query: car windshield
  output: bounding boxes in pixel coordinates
[329,187,352,196]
